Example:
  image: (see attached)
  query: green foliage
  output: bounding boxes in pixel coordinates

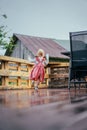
[0,25,8,47]
[0,13,8,49]
[5,37,15,54]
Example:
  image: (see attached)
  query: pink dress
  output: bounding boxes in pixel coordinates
[29,57,46,82]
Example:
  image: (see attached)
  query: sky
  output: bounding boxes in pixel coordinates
[0,0,87,54]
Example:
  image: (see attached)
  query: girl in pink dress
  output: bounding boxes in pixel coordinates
[29,49,49,90]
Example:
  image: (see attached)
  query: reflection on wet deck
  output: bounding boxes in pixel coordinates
[0,88,87,108]
[0,89,70,108]
[0,88,87,130]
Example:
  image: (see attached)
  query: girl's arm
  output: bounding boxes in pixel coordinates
[28,56,39,65]
[44,54,49,66]
[28,56,36,63]
[45,53,49,65]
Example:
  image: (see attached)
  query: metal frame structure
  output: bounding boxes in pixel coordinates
[68,31,87,89]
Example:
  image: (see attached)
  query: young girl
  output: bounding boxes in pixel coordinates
[29,49,49,90]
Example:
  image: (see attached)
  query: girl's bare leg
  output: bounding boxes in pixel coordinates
[34,80,40,90]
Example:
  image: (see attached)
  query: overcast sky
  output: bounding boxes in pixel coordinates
[1,0,87,41]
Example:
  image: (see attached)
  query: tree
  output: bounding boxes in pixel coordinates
[0,14,8,48]
[0,12,14,55]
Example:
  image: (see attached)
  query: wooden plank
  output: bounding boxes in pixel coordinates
[44,74,49,78]
[50,63,69,68]
[27,65,32,88]
[1,61,5,69]
[0,70,29,77]
[52,62,69,64]
[39,83,47,88]
[21,68,28,71]
[0,70,10,76]
[5,77,9,86]
[9,66,18,70]
[18,63,21,71]
[49,73,69,78]
[9,79,17,82]
[18,77,21,87]
[1,77,5,86]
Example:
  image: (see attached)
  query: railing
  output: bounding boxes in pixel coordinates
[0,56,69,89]
[48,62,69,88]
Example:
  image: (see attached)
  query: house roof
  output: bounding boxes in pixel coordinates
[54,39,70,51]
[9,33,69,59]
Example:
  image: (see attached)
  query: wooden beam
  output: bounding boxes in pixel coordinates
[0,55,33,65]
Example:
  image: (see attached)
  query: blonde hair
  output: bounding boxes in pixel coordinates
[36,49,45,57]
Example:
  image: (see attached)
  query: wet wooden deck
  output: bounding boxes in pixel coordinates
[0,88,87,130]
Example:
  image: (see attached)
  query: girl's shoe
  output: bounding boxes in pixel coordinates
[35,86,38,90]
